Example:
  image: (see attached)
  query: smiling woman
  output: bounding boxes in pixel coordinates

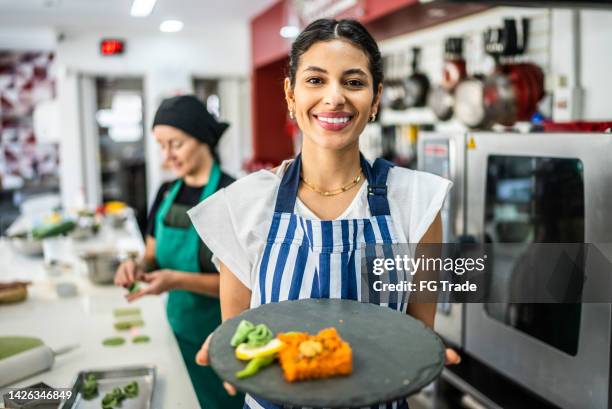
[188,19,455,409]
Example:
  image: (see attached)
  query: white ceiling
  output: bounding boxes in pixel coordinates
[0,0,278,33]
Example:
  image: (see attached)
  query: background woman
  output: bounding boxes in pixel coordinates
[190,19,459,409]
[114,95,243,409]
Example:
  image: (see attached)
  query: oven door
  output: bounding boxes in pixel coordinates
[417,131,466,347]
[464,132,612,409]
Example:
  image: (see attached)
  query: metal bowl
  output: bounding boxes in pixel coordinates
[7,235,43,257]
[79,251,120,285]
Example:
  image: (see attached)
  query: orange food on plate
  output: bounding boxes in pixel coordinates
[277,327,352,382]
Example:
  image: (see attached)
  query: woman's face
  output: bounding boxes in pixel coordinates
[285,39,381,152]
[153,125,208,177]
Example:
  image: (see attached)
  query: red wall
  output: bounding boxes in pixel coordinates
[251,1,291,69]
[251,57,293,164]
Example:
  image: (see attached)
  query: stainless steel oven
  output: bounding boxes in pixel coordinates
[417,131,466,348]
[463,131,612,409]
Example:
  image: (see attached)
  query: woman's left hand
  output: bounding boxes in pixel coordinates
[445,348,461,365]
[125,269,177,302]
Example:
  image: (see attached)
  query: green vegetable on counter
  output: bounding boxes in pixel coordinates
[123,381,139,398]
[101,392,118,409]
[102,337,125,347]
[112,387,125,403]
[132,335,150,344]
[82,374,98,400]
[113,307,141,318]
[235,354,276,379]
[246,323,273,347]
[114,319,144,330]
[32,220,76,240]
[100,381,138,408]
[230,320,255,347]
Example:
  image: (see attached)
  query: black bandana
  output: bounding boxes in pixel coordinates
[152,95,228,148]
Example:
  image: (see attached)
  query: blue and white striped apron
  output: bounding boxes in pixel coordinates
[245,154,410,409]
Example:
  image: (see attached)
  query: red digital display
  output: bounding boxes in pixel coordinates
[100,39,125,56]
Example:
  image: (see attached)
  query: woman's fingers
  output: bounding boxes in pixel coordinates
[114,263,128,286]
[223,381,237,396]
[141,273,158,283]
[194,334,235,395]
[445,348,461,365]
[125,260,136,283]
[125,287,151,302]
[195,334,211,365]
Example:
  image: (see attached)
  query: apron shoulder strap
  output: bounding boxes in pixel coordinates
[275,154,301,213]
[364,156,394,216]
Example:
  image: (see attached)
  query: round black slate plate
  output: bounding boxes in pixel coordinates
[209,299,444,408]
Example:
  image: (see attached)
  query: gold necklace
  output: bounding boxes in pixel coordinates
[301,170,363,197]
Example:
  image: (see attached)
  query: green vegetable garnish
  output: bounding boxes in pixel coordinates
[113,307,141,318]
[112,387,125,403]
[230,320,255,347]
[132,335,150,344]
[236,354,276,379]
[127,282,140,294]
[101,393,117,409]
[246,324,273,347]
[102,337,125,347]
[82,374,98,400]
[123,381,139,398]
[114,319,144,330]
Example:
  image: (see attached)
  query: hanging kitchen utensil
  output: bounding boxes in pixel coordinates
[441,37,467,91]
[390,53,408,110]
[404,47,430,108]
[429,37,466,121]
[380,55,394,110]
[454,74,492,128]
[484,63,544,126]
[382,54,407,111]
[429,87,455,121]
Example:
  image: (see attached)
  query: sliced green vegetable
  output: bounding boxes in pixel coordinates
[236,354,276,379]
[114,319,144,330]
[113,307,141,318]
[132,335,150,344]
[246,323,273,347]
[82,374,98,400]
[127,282,140,294]
[102,337,125,347]
[123,381,139,398]
[111,387,125,403]
[101,392,117,409]
[230,320,255,347]
[32,220,76,239]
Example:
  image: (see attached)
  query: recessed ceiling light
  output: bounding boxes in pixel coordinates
[130,0,157,17]
[280,26,300,39]
[160,20,184,33]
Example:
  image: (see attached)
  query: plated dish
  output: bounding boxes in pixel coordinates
[209,299,444,408]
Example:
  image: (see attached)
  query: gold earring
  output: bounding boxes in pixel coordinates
[370,113,377,122]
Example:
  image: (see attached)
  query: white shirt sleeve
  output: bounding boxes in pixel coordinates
[187,170,279,290]
[387,167,452,244]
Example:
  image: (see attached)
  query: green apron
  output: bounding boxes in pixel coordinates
[155,162,244,409]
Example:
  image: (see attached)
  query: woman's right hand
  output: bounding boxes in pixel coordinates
[114,259,144,288]
[196,334,237,396]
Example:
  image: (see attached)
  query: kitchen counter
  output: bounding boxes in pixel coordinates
[0,219,200,408]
